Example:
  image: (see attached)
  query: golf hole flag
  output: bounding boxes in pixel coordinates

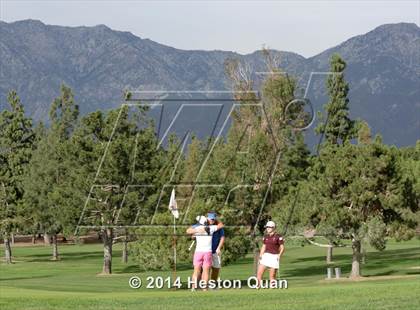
[168,188,179,219]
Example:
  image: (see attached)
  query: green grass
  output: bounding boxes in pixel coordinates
[1,239,419,309]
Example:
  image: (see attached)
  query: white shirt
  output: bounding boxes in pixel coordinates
[194,225,218,253]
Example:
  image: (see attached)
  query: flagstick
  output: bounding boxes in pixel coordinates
[172,215,177,290]
[168,188,178,290]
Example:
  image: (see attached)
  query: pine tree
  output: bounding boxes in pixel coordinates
[72,105,163,274]
[0,90,35,263]
[313,54,359,262]
[23,84,79,260]
[304,139,418,277]
[316,53,357,145]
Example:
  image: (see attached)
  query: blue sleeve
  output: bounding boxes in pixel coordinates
[192,224,200,228]
[220,228,225,236]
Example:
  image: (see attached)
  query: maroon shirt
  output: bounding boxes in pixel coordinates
[263,233,284,254]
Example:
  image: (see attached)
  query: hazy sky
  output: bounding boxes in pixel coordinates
[1,0,419,57]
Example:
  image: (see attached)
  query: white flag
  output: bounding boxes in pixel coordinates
[168,188,179,219]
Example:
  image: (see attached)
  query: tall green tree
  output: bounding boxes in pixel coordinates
[72,105,162,274]
[116,124,165,264]
[303,138,418,277]
[393,141,420,239]
[314,54,359,262]
[316,53,357,145]
[0,90,35,263]
[23,84,79,260]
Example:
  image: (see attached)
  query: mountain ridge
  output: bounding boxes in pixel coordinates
[0,19,419,147]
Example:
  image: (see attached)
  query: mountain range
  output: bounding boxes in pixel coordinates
[0,19,419,148]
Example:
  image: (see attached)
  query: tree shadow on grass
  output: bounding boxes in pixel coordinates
[291,253,350,263]
[117,262,193,274]
[291,247,419,263]
[0,275,53,281]
[365,247,419,260]
[365,270,395,276]
[283,247,419,278]
[282,264,347,278]
[25,251,103,262]
[116,255,254,274]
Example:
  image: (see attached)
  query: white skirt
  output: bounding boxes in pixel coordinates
[259,252,280,269]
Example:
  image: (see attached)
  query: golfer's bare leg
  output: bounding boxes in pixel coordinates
[211,267,220,281]
[256,264,266,288]
[197,267,202,282]
[192,266,201,289]
[269,268,277,288]
[201,266,210,290]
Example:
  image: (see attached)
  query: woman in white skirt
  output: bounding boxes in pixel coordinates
[257,220,285,288]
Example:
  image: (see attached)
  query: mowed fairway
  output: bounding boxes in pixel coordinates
[1,239,419,310]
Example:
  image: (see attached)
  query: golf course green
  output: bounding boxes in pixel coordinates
[1,239,419,309]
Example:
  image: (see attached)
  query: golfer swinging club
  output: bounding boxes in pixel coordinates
[257,220,285,288]
[186,215,224,291]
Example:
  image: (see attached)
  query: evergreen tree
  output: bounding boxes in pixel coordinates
[303,139,418,277]
[72,105,162,274]
[0,90,35,263]
[316,53,357,145]
[23,84,79,260]
[313,54,359,262]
